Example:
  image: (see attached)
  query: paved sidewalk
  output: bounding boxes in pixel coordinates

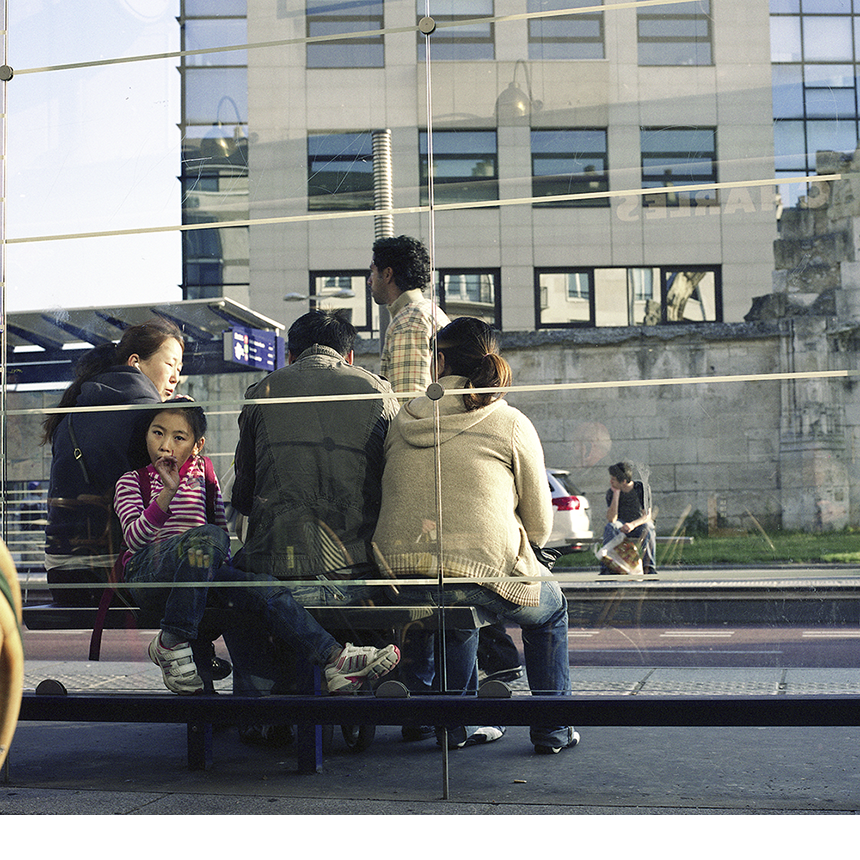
[2,661,859,815]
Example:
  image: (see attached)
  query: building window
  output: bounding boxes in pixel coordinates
[770,3,860,206]
[436,270,501,329]
[528,0,604,60]
[638,0,712,66]
[531,129,608,206]
[308,132,374,211]
[180,1,250,300]
[640,127,718,208]
[536,270,593,327]
[310,272,376,332]
[306,1,384,68]
[536,266,721,328]
[419,130,498,205]
[417,1,494,61]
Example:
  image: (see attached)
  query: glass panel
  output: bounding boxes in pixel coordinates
[772,64,805,117]
[528,0,605,61]
[307,131,374,210]
[184,19,248,66]
[771,15,803,62]
[531,129,609,207]
[803,16,854,62]
[6,0,860,807]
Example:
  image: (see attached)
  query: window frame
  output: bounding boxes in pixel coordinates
[640,126,719,209]
[535,266,723,328]
[419,129,499,206]
[309,270,377,334]
[436,268,502,330]
[307,131,375,212]
[306,0,385,69]
[416,1,495,62]
[527,0,605,61]
[637,0,713,67]
[531,128,610,207]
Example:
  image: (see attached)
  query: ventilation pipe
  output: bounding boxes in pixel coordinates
[372,129,394,347]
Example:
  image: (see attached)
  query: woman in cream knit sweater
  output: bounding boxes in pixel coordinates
[372,317,578,755]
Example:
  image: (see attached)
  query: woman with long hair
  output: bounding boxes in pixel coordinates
[41,318,184,605]
[372,316,578,754]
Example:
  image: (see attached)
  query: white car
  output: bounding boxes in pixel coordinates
[545,469,593,552]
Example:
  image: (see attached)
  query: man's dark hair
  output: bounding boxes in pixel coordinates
[372,235,431,293]
[609,462,634,483]
[287,309,356,358]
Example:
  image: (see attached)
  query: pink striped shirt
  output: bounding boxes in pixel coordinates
[114,457,228,568]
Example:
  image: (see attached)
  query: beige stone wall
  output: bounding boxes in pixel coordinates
[9,318,857,535]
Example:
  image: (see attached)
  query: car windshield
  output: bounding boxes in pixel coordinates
[552,472,583,497]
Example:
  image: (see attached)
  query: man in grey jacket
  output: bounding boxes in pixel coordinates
[232,309,399,588]
[219,310,401,720]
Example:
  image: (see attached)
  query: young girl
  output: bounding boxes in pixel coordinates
[114,401,230,694]
[116,401,401,696]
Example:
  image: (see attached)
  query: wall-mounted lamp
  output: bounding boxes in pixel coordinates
[200,96,249,165]
[495,60,542,125]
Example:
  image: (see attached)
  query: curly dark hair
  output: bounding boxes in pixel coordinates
[371,235,431,293]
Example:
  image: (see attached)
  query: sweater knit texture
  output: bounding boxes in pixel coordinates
[372,375,551,607]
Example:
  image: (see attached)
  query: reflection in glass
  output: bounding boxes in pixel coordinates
[308,132,374,211]
[419,130,498,204]
[307,0,384,68]
[531,129,609,206]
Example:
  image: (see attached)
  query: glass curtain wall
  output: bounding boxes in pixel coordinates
[2,0,860,800]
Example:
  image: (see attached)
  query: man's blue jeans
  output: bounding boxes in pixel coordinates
[602,521,656,571]
[212,567,393,694]
[396,579,573,748]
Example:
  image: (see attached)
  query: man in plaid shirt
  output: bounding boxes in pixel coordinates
[368,235,524,701]
[368,235,451,394]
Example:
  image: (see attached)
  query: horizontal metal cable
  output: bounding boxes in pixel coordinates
[11,1,694,76]
[5,174,837,246]
[5,369,854,417]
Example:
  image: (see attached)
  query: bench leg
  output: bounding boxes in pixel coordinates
[187,722,213,770]
[295,659,322,774]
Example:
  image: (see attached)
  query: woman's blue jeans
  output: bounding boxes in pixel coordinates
[397,579,573,748]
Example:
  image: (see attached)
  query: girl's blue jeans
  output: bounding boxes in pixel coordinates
[124,524,231,642]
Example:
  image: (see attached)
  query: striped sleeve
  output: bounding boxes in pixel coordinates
[114,468,169,553]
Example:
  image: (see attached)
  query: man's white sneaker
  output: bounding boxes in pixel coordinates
[324,642,400,694]
[534,729,581,755]
[148,633,204,694]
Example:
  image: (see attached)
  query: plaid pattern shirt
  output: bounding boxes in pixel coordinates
[381,289,450,394]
